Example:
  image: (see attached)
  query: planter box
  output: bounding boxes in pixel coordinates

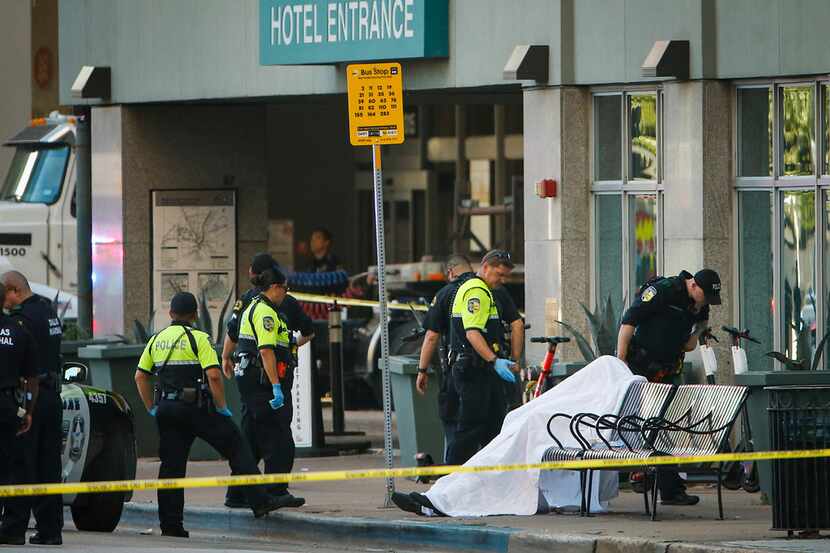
[735,370,830,504]
[77,343,242,461]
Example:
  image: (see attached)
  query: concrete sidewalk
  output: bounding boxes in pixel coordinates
[120,452,818,553]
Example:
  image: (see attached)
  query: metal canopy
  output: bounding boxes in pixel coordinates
[641,40,690,80]
[503,45,549,83]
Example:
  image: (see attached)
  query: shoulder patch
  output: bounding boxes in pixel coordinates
[641,286,657,303]
[467,297,481,314]
[263,316,275,332]
[233,300,243,311]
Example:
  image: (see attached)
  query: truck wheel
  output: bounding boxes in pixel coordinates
[71,427,132,532]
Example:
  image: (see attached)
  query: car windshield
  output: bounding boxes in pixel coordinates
[0,145,70,204]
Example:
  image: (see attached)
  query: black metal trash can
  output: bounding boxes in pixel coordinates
[768,385,830,532]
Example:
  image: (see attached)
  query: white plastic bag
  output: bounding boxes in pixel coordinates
[731,346,748,375]
[700,344,718,377]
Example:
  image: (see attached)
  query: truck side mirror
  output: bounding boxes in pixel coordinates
[62,362,88,384]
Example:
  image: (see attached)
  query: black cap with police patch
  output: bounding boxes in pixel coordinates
[251,252,275,275]
[170,291,198,315]
[694,269,722,305]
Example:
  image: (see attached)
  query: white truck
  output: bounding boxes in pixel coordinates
[0,112,79,317]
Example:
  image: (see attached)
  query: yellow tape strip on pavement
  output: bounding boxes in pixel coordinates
[1,448,828,498]
[291,292,429,312]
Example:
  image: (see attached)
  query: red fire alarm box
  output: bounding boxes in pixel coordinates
[535,179,557,198]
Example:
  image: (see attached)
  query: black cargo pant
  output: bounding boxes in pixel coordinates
[0,391,19,486]
[445,356,507,466]
[226,378,295,503]
[155,399,270,532]
[1,387,63,539]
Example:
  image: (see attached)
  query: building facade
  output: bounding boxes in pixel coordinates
[58,0,830,374]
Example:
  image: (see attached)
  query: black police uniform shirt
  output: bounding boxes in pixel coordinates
[10,294,62,380]
[491,286,521,354]
[227,288,314,342]
[0,314,37,390]
[621,270,710,363]
[423,272,475,337]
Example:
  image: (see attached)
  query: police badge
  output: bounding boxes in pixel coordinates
[467,298,481,314]
[641,286,657,302]
[263,316,275,331]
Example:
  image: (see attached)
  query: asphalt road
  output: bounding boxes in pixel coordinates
[10,529,420,553]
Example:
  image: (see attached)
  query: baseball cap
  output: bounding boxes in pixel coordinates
[251,252,275,275]
[481,249,515,269]
[170,291,198,315]
[694,269,722,305]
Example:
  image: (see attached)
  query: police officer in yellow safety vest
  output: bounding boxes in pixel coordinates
[445,250,518,465]
[134,292,283,539]
[235,262,304,509]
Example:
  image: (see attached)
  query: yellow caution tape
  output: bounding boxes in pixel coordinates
[291,292,429,312]
[0,448,828,498]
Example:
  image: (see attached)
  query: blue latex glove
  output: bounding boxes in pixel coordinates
[269,384,284,410]
[148,405,158,417]
[494,358,516,383]
[216,406,233,417]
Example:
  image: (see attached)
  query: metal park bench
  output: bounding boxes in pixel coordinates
[543,383,749,520]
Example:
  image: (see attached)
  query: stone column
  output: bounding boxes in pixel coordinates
[662,80,733,379]
[523,86,591,364]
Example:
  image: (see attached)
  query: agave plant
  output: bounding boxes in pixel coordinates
[132,311,156,344]
[196,287,234,345]
[555,295,621,363]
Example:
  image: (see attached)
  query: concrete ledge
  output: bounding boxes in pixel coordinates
[119,503,768,553]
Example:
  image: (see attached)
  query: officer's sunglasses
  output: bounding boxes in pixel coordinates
[484,250,511,263]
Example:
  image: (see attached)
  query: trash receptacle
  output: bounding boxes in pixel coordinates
[389,354,444,467]
[768,385,830,533]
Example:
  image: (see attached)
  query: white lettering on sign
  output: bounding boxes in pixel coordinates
[271,0,416,46]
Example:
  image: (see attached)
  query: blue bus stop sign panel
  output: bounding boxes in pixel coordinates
[260,0,448,65]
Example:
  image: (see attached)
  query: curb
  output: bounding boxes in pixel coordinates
[119,503,767,553]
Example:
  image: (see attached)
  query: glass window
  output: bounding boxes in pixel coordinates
[0,145,69,204]
[629,94,658,181]
[594,95,622,181]
[596,194,623,314]
[780,86,815,176]
[823,190,830,368]
[738,88,772,177]
[825,85,830,175]
[781,190,817,366]
[629,194,658,292]
[739,191,774,370]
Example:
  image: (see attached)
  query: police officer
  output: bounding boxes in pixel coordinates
[233,262,304,510]
[616,268,722,506]
[222,253,313,508]
[445,250,518,465]
[415,254,475,461]
[0,271,63,546]
[0,281,38,546]
[134,292,282,538]
[416,254,524,462]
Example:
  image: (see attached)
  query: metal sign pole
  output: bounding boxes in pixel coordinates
[372,143,395,505]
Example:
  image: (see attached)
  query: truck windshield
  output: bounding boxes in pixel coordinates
[0,145,70,204]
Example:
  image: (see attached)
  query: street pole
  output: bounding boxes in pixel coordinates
[372,144,395,505]
[75,110,93,337]
[328,303,345,434]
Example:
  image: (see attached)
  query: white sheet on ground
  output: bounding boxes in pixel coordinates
[424,355,644,517]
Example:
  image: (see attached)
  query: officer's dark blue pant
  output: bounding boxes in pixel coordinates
[1,387,63,539]
[226,383,295,504]
[445,358,506,465]
[155,399,269,532]
[0,392,18,486]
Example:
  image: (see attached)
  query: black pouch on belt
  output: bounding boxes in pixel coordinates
[181,388,199,404]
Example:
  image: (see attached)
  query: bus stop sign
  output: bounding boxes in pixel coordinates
[347,62,404,146]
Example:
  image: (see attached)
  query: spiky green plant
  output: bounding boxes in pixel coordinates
[555,295,621,363]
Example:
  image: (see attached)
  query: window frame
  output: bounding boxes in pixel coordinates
[590,86,664,309]
[734,78,830,369]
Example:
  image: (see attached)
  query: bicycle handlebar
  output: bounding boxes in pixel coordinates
[530,336,571,345]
